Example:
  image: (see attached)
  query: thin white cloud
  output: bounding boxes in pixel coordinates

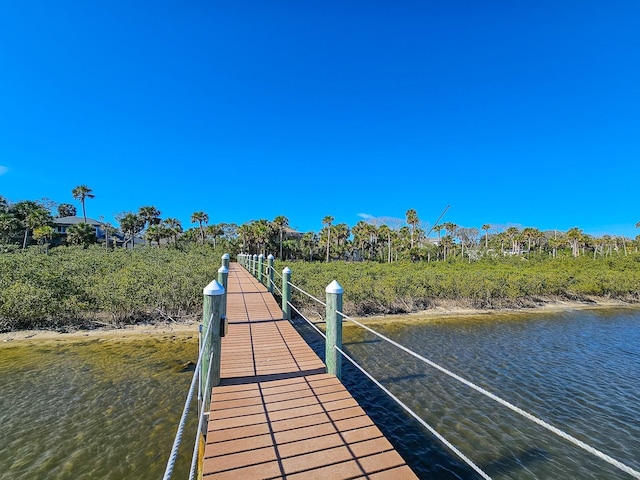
[357,213,374,219]
[0,166,7,176]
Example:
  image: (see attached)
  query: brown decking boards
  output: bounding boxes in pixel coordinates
[202,263,418,479]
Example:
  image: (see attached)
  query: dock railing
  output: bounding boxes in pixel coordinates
[164,253,640,480]
[162,254,229,480]
[236,252,640,480]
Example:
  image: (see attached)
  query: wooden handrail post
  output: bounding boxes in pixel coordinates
[258,254,264,285]
[252,254,258,277]
[282,267,291,320]
[202,280,225,411]
[221,253,230,269]
[267,254,275,293]
[217,266,228,320]
[325,280,344,379]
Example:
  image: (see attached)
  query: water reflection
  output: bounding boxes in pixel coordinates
[0,333,198,480]
[295,308,640,479]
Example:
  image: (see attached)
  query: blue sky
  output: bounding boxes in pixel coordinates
[1,1,639,238]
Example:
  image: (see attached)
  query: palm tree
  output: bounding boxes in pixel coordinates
[67,223,96,247]
[117,212,145,249]
[505,226,520,254]
[482,224,491,248]
[138,206,161,229]
[378,224,393,262]
[72,185,94,222]
[273,215,289,259]
[163,218,183,245]
[191,211,209,244]
[301,232,317,261]
[566,227,583,257]
[322,216,334,262]
[145,224,166,248]
[252,220,271,255]
[405,209,419,248]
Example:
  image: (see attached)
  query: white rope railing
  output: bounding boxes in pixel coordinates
[335,344,491,480]
[337,310,640,480]
[188,351,214,480]
[289,302,326,339]
[241,258,640,479]
[288,281,326,307]
[162,314,214,480]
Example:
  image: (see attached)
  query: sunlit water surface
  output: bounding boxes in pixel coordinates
[294,307,640,479]
[2,308,640,480]
[0,333,198,480]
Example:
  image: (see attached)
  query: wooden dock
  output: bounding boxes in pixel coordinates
[202,263,418,479]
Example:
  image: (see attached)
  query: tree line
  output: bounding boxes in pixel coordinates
[2,188,640,262]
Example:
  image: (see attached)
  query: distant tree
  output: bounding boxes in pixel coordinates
[301,232,317,262]
[99,219,118,250]
[566,227,583,257]
[66,223,96,248]
[72,185,94,222]
[482,224,491,248]
[322,215,334,262]
[405,209,419,248]
[117,212,145,249]
[504,226,520,254]
[191,211,209,245]
[12,201,50,249]
[0,196,9,213]
[33,225,55,254]
[57,203,77,217]
[138,206,161,229]
[163,218,183,245]
[145,224,167,248]
[0,212,19,243]
[205,223,224,248]
[273,215,289,259]
[251,220,271,255]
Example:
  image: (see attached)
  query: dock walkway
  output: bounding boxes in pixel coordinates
[202,262,418,479]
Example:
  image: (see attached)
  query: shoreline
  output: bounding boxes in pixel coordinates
[0,320,201,344]
[348,297,640,326]
[2,297,638,344]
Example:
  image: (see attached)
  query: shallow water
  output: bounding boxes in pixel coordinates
[0,333,198,480]
[295,308,640,479]
[2,309,639,480]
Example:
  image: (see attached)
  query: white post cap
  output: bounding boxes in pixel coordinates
[203,279,225,296]
[267,254,274,260]
[283,267,292,274]
[218,266,228,274]
[326,280,343,294]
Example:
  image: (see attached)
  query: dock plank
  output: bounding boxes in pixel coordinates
[203,263,417,479]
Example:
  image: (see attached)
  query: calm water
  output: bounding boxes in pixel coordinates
[294,307,640,479]
[1,309,639,480]
[0,333,198,480]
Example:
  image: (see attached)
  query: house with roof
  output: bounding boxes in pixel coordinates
[52,216,126,246]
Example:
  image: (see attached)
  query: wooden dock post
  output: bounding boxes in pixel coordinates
[202,280,225,409]
[258,254,264,285]
[282,266,291,320]
[326,280,344,379]
[267,254,275,293]
[217,265,228,320]
[221,253,230,269]
[252,254,257,277]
